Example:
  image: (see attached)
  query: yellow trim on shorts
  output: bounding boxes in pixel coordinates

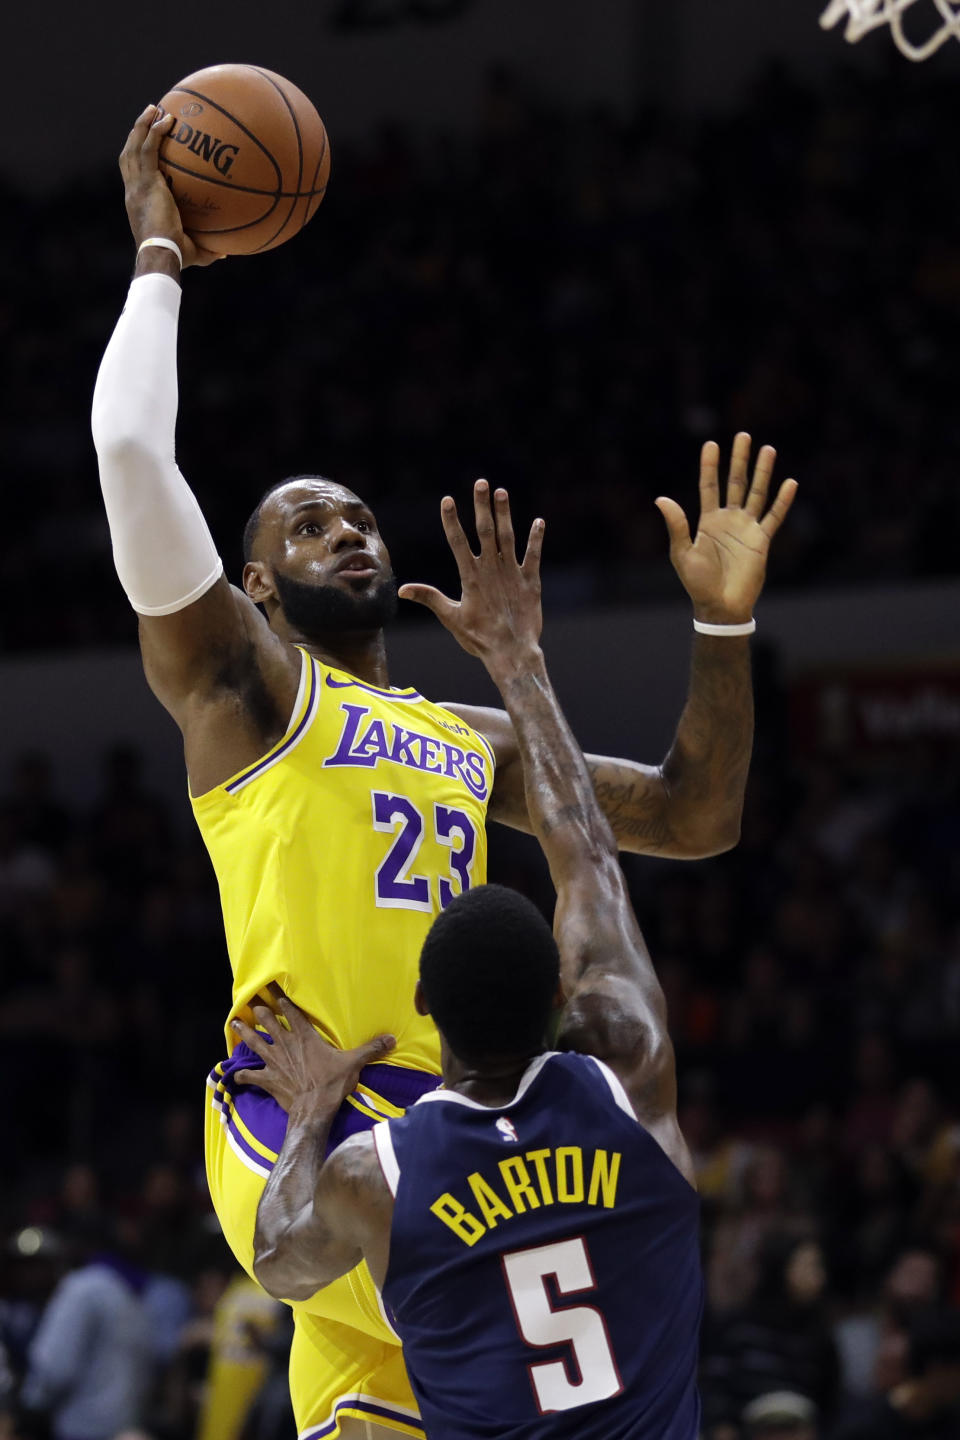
[354,1085,406,1120]
[345,1095,393,1126]
[208,1068,281,1166]
[227,1102,280,1165]
[334,1409,423,1438]
[298,1395,425,1439]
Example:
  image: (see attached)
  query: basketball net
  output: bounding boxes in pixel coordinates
[820,0,960,59]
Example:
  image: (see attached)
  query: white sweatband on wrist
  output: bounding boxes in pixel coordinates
[137,236,183,267]
[92,273,224,615]
[693,618,757,636]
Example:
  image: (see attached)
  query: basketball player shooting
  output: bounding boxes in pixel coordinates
[239,484,704,1439]
[92,107,794,1440]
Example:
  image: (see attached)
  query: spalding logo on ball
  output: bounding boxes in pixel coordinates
[157,64,330,256]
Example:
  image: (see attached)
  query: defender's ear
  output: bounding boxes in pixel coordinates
[414,980,430,1018]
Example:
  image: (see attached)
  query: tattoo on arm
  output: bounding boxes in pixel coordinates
[588,770,675,852]
[588,635,753,858]
[489,635,752,857]
[661,635,753,840]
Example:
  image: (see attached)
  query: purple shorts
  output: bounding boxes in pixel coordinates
[210,1040,441,1171]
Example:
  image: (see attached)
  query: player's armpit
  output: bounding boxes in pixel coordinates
[138,579,291,716]
[137,577,250,707]
[140,584,304,794]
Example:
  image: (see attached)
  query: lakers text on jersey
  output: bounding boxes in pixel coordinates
[191,648,494,1072]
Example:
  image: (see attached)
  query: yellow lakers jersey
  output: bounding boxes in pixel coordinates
[191,649,494,1074]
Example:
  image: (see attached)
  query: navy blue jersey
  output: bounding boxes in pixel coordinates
[373,1051,702,1440]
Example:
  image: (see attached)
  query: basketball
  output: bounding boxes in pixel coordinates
[157,64,329,257]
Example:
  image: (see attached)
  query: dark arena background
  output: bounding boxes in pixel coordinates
[3,4,960,1439]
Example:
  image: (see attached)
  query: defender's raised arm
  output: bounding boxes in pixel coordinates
[401,482,697,1176]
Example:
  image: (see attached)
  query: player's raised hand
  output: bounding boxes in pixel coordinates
[399,480,545,677]
[655,434,797,625]
[231,986,395,1115]
[120,106,223,269]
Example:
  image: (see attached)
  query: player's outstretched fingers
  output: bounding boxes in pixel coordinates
[759,478,799,539]
[120,106,158,174]
[698,440,721,514]
[397,582,457,624]
[439,496,478,571]
[493,488,517,562]
[521,517,545,574]
[143,111,175,157]
[654,496,692,557]
[745,445,777,519]
[726,432,752,508]
[473,479,498,559]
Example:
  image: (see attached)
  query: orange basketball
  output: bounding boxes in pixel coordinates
[157,64,330,257]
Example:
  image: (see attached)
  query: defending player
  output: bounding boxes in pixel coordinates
[241,483,703,1438]
[92,108,795,1438]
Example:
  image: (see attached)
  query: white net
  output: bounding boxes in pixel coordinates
[820,0,960,59]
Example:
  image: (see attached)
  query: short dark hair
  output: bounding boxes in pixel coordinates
[419,885,560,1062]
[241,475,335,564]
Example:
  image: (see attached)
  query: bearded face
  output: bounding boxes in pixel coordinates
[272,566,399,636]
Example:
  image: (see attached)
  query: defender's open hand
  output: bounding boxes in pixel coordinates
[655,434,797,625]
[232,986,395,1115]
[399,481,544,678]
[120,106,223,269]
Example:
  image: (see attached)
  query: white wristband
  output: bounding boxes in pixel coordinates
[137,236,183,268]
[693,617,757,637]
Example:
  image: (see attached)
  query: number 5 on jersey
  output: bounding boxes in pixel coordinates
[503,1238,623,1415]
[373,792,477,912]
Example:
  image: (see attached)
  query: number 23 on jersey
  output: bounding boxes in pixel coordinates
[372,791,477,912]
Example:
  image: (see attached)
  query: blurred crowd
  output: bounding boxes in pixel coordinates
[0,745,295,1440]
[1,688,959,1437]
[3,58,960,653]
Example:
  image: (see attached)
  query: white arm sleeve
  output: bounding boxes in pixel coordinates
[91,272,224,616]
